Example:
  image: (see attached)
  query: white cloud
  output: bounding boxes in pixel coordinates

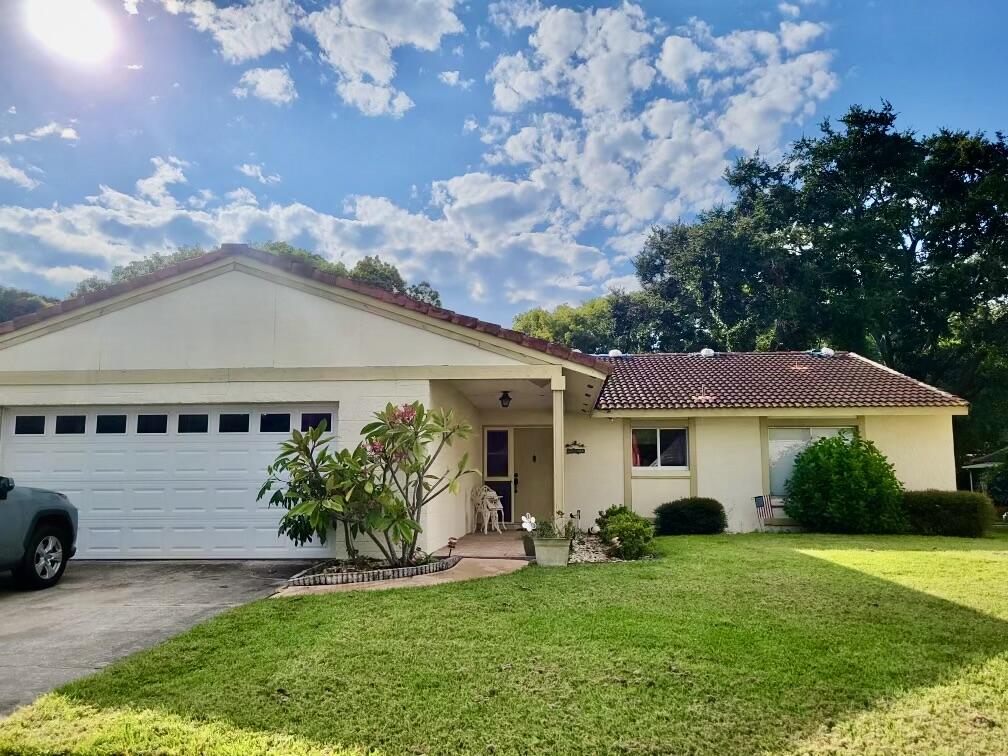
[161,0,299,63]
[237,162,281,185]
[657,36,711,90]
[488,4,656,114]
[778,3,801,18]
[232,67,297,104]
[134,156,188,206]
[0,156,39,190]
[123,0,140,14]
[438,70,474,89]
[8,121,79,143]
[6,106,16,115]
[126,63,144,70]
[303,1,462,118]
[778,20,827,53]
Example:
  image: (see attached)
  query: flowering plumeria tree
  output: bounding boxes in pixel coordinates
[258,402,475,566]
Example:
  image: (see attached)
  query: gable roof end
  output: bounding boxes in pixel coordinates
[0,244,611,374]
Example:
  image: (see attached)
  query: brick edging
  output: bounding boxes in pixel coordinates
[286,555,462,587]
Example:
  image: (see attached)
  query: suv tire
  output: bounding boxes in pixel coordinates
[13,525,70,590]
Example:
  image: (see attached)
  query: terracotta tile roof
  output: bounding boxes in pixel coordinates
[0,244,611,374]
[595,351,968,411]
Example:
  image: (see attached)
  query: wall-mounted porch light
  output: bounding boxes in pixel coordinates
[499,391,512,408]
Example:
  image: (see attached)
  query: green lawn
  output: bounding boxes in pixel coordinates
[2,533,1007,756]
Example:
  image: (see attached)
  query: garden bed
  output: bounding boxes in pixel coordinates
[569,534,625,563]
[287,555,462,587]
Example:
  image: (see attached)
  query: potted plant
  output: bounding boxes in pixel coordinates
[527,511,577,567]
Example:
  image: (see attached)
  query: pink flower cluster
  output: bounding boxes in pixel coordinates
[391,404,417,424]
[365,439,385,457]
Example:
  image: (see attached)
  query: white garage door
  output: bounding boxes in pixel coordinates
[0,405,339,559]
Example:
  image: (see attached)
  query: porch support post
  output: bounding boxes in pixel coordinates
[552,376,565,517]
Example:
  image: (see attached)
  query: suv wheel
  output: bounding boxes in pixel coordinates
[14,526,70,589]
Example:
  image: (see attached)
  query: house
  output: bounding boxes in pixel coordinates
[962,447,1007,492]
[0,245,968,559]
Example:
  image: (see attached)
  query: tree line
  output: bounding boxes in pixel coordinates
[513,104,1008,460]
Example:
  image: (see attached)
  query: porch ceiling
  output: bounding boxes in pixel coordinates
[449,378,552,411]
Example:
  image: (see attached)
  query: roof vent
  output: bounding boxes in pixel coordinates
[608,348,623,357]
[700,347,715,358]
[819,346,835,357]
[572,348,582,353]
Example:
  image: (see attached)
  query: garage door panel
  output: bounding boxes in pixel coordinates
[1,404,338,558]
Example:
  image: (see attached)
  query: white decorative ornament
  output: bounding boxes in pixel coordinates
[700,347,715,358]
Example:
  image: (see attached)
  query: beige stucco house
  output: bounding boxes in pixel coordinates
[0,245,968,559]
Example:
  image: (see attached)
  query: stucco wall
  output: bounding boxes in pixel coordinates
[564,413,626,529]
[0,268,524,372]
[864,414,957,490]
[424,381,482,551]
[694,416,764,532]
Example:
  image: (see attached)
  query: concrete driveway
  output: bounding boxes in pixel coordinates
[0,560,311,716]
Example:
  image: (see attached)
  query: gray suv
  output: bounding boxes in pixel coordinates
[0,476,77,589]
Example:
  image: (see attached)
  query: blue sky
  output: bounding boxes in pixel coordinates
[1,0,1005,325]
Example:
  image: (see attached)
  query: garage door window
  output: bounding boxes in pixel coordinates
[260,413,290,433]
[96,415,127,434]
[301,412,332,432]
[55,415,86,434]
[137,414,168,434]
[178,414,209,434]
[219,413,250,433]
[14,416,45,435]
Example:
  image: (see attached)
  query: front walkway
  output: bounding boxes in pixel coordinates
[433,531,531,560]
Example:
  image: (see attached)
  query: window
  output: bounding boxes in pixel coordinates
[300,412,332,432]
[260,413,290,433]
[768,426,854,496]
[631,427,688,468]
[14,415,45,435]
[485,429,509,478]
[96,415,127,434]
[137,414,168,434]
[55,415,86,434]
[178,414,209,434]
[219,413,250,433]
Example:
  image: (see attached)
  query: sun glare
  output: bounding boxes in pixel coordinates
[25,0,117,65]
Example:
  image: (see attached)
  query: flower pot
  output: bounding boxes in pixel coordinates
[521,533,536,557]
[532,537,571,567]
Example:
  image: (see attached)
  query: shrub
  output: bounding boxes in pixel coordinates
[785,432,906,534]
[902,490,995,538]
[654,497,727,535]
[595,504,632,533]
[599,510,655,560]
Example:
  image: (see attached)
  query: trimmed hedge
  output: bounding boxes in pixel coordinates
[595,504,632,533]
[902,490,995,538]
[654,497,727,535]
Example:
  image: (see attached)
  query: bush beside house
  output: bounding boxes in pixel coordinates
[596,505,654,559]
[785,433,906,534]
[654,498,727,535]
[902,490,995,537]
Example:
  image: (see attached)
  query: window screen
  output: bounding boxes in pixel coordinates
[768,427,854,496]
[631,427,688,467]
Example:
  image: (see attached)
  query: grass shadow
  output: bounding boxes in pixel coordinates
[2,533,1006,755]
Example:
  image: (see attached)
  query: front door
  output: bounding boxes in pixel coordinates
[513,427,553,523]
[484,428,513,525]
